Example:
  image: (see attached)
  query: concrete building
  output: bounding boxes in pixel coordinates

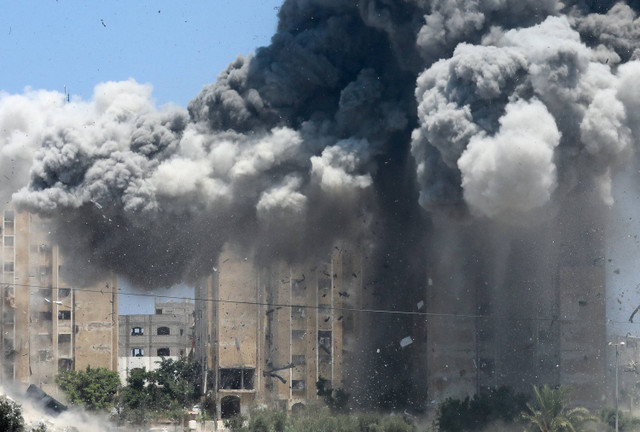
[424,196,608,410]
[118,299,194,383]
[194,243,361,419]
[0,208,118,396]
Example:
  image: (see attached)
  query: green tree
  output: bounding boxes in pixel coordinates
[55,365,120,411]
[437,386,528,431]
[522,385,595,432]
[0,396,24,432]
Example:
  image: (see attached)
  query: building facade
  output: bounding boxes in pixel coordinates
[194,243,362,419]
[424,196,608,410]
[118,299,195,383]
[0,208,118,396]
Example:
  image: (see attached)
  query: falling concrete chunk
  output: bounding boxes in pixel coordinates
[417,300,424,310]
[428,278,433,286]
[400,336,413,348]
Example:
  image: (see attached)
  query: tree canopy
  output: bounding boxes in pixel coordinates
[55,366,120,411]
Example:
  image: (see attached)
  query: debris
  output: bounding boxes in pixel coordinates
[100,19,106,27]
[338,291,350,297]
[428,278,433,286]
[266,309,275,315]
[629,304,640,323]
[352,272,357,278]
[337,315,343,321]
[324,316,330,322]
[417,300,424,310]
[90,200,103,209]
[400,336,413,348]
[222,258,229,263]
[578,300,587,306]
[614,268,621,274]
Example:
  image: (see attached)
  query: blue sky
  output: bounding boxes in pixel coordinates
[1,1,283,313]
[1,0,283,107]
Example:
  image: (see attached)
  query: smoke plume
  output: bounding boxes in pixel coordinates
[3,0,640,408]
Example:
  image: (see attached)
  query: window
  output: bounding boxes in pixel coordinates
[132,348,144,357]
[4,210,14,223]
[157,347,170,356]
[58,334,71,343]
[292,330,306,340]
[38,350,51,361]
[157,326,170,335]
[180,328,184,336]
[4,262,14,272]
[219,368,255,390]
[291,307,306,318]
[39,311,52,321]
[58,358,73,372]
[155,308,163,315]
[131,327,144,336]
[58,288,71,298]
[4,236,13,246]
[292,380,305,391]
[318,330,332,354]
[58,310,71,320]
[292,355,306,365]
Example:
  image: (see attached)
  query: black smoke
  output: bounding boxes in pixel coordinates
[4,0,640,409]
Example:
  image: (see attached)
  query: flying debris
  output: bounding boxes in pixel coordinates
[400,336,413,348]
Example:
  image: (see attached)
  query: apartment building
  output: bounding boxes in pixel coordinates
[0,208,118,396]
[194,243,361,419]
[118,299,194,383]
[424,195,607,410]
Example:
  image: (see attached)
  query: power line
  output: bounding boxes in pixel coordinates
[3,280,632,325]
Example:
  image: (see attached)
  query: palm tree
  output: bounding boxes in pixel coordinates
[522,385,596,432]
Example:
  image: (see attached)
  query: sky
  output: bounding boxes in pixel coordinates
[0,0,283,108]
[1,1,283,313]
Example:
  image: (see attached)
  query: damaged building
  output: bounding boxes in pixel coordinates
[194,243,362,419]
[0,207,118,396]
[423,195,608,410]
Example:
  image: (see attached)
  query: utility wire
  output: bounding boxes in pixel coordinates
[3,280,634,325]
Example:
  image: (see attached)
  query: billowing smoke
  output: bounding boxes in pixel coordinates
[3,0,640,408]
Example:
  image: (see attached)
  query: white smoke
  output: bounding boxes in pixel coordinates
[458,99,560,220]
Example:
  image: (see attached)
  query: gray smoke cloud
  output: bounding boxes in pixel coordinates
[4,0,640,409]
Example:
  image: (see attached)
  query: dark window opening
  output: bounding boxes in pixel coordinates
[131,327,144,336]
[58,288,71,298]
[157,348,170,356]
[58,358,73,371]
[155,308,162,315]
[318,330,332,354]
[58,310,71,320]
[4,210,14,222]
[180,328,184,336]
[292,380,305,391]
[132,348,144,357]
[58,334,71,343]
[39,311,52,321]
[4,262,14,272]
[220,395,241,419]
[219,368,254,390]
[157,326,170,336]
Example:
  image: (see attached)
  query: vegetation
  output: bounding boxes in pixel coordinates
[522,385,596,432]
[0,397,24,432]
[436,386,528,431]
[115,358,202,425]
[600,407,640,432]
[224,405,416,432]
[55,365,120,411]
